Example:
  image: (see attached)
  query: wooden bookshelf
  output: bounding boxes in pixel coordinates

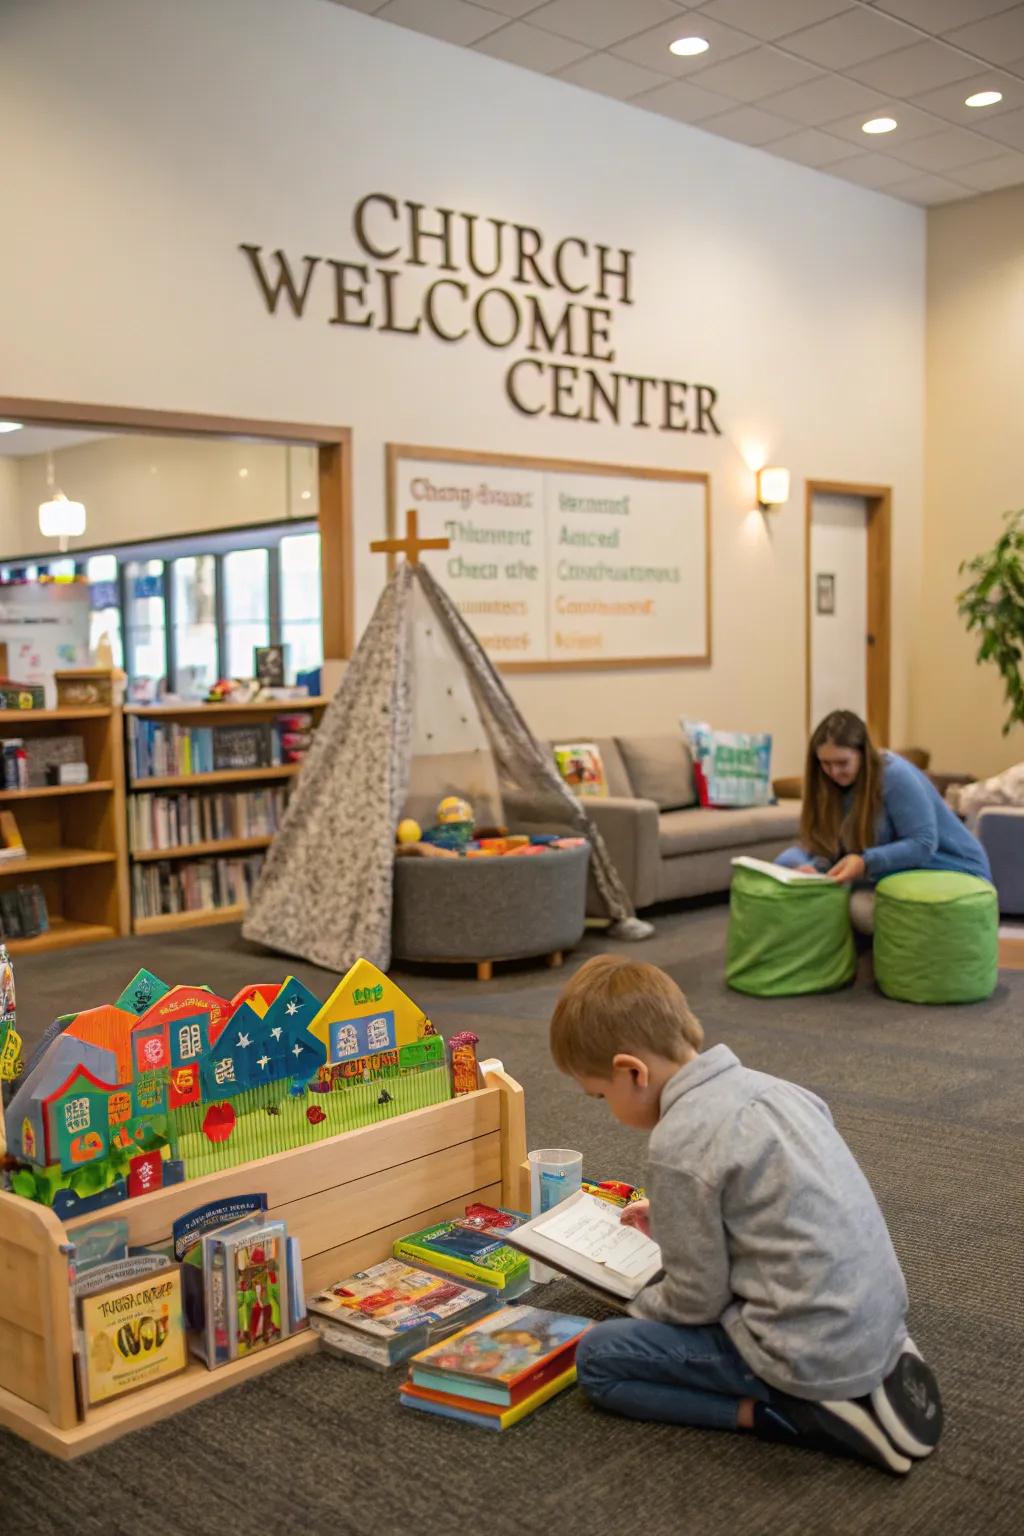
[0,691,130,954]
[125,697,328,934]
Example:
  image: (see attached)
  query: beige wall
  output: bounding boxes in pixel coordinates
[0,435,318,559]
[916,186,1024,777]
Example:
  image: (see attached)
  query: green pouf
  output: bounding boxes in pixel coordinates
[874,870,998,1005]
[726,865,856,997]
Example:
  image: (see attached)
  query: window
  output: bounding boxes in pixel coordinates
[223,547,270,678]
[280,532,322,680]
[125,559,167,699]
[86,553,123,669]
[171,554,217,698]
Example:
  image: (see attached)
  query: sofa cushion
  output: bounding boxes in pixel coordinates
[658,802,801,858]
[617,735,697,811]
[551,737,632,799]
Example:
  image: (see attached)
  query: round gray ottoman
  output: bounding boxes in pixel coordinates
[391,844,591,980]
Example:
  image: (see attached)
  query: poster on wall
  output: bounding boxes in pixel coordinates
[387,446,710,670]
[0,583,92,706]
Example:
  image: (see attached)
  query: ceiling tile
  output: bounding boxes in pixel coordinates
[687,44,823,100]
[822,100,950,146]
[870,0,1021,32]
[527,0,681,49]
[331,1,389,14]
[473,0,551,15]
[952,149,1024,188]
[968,103,1024,147]
[827,152,922,187]
[696,103,799,144]
[893,123,1004,168]
[693,0,852,42]
[473,21,592,70]
[632,76,737,121]
[782,7,918,68]
[766,126,857,166]
[555,51,672,99]
[910,68,1023,125]
[882,172,970,203]
[759,74,890,124]
[375,0,504,45]
[612,14,757,74]
[943,7,1024,62]
[847,39,980,94]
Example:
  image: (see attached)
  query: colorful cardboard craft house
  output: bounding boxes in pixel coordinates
[5,960,455,1212]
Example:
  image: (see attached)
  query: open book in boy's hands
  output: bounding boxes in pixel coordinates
[731,855,830,884]
[504,1191,663,1302]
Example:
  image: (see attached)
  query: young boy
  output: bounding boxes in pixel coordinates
[551,955,942,1474]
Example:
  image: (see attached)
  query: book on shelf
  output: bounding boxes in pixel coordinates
[400,1305,591,1429]
[0,809,26,864]
[129,785,291,852]
[128,713,318,780]
[308,1257,496,1370]
[503,1190,663,1303]
[0,884,50,940]
[1,739,28,790]
[393,1207,532,1294]
[195,1215,291,1370]
[77,1265,188,1406]
[131,853,265,919]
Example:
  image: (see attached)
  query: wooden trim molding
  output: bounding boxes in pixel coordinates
[0,396,354,659]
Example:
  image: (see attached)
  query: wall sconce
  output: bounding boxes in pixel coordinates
[38,453,87,552]
[756,467,790,511]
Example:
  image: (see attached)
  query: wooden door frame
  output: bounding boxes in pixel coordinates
[0,396,354,659]
[805,478,891,745]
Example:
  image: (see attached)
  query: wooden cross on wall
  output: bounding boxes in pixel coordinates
[370,508,450,572]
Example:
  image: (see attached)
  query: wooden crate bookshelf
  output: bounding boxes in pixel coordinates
[0,701,129,954]
[125,698,327,934]
[0,1065,529,1459]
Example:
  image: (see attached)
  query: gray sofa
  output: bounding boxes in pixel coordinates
[977,807,1024,916]
[509,734,801,912]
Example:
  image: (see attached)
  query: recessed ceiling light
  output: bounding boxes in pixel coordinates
[863,116,898,134]
[300,490,312,501]
[670,36,710,57]
[965,90,1002,108]
[0,422,23,434]
[238,467,249,478]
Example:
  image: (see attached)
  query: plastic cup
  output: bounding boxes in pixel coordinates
[527,1148,583,1283]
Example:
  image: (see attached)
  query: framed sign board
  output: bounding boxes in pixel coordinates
[386,445,710,671]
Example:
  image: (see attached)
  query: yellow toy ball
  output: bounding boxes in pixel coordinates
[396,818,422,845]
[437,795,473,826]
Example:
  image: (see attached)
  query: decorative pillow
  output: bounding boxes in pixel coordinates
[616,735,697,811]
[683,720,773,809]
[553,743,608,797]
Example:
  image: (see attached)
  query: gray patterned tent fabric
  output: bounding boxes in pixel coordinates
[242,562,650,972]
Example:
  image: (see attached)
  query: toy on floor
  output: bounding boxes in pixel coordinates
[2,959,478,1217]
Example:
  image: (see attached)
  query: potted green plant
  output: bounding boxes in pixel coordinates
[958,509,1024,736]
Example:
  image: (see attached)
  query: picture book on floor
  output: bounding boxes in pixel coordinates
[393,1205,531,1294]
[504,1190,663,1302]
[401,1304,591,1429]
[309,1257,496,1368]
[731,856,830,884]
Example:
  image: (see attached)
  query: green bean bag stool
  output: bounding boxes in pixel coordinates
[874,870,998,1005]
[726,864,856,997]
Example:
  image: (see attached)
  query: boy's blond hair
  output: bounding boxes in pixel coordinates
[550,954,704,1077]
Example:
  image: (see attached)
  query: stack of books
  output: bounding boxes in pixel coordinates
[392,1205,532,1298]
[308,1257,496,1369]
[400,1305,591,1431]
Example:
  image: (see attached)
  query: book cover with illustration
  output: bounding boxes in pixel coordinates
[393,1211,530,1292]
[198,1216,289,1367]
[409,1305,590,1396]
[78,1267,187,1405]
[400,1364,577,1431]
[552,743,608,798]
[309,1257,494,1367]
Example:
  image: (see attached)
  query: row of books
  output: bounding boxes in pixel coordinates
[128,786,291,851]
[130,853,265,917]
[1,739,28,790]
[127,714,316,779]
[0,883,49,939]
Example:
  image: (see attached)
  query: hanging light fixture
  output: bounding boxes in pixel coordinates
[38,453,86,552]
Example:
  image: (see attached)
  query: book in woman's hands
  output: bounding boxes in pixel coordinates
[504,1191,663,1302]
[731,856,830,884]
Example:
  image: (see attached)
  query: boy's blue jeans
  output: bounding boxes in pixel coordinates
[576,1317,771,1431]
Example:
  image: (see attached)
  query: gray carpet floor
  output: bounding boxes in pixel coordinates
[3,906,1022,1535]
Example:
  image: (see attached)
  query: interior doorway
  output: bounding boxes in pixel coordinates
[805,479,891,745]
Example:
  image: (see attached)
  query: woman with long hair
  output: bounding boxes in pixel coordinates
[777,710,991,933]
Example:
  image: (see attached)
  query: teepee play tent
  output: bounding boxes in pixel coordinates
[242,557,651,972]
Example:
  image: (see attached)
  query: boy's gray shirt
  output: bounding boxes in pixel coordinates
[631,1045,908,1400]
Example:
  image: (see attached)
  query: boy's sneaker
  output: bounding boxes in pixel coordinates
[755,1395,912,1475]
[869,1341,943,1458]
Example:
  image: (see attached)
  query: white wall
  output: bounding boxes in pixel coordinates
[0,0,926,773]
[0,436,318,558]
